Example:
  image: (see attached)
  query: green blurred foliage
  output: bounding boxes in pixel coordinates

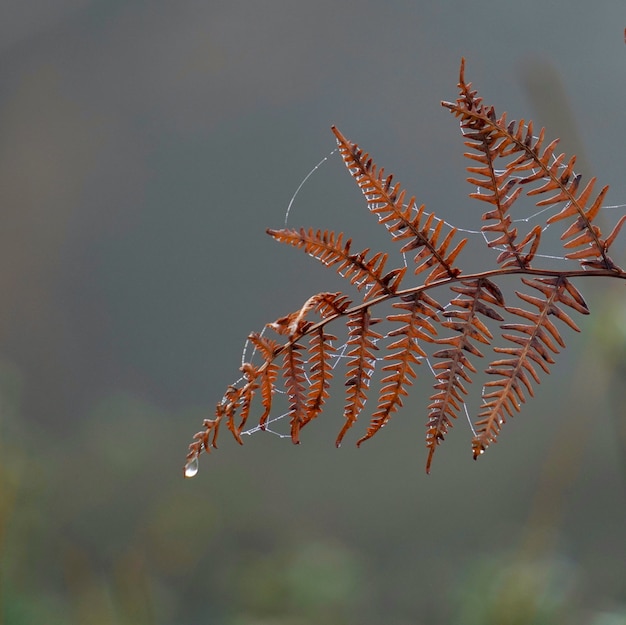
[2,356,626,624]
[453,556,576,625]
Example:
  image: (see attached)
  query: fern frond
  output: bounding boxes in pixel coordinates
[267,227,406,299]
[472,276,589,457]
[357,292,440,447]
[310,291,353,318]
[185,58,626,478]
[282,342,308,444]
[303,326,336,427]
[442,60,540,269]
[189,383,244,459]
[248,333,281,430]
[332,126,467,283]
[443,58,623,273]
[336,308,383,446]
[426,277,505,472]
[267,292,353,339]
[231,362,260,444]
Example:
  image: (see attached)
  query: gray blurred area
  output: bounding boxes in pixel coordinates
[1,1,625,623]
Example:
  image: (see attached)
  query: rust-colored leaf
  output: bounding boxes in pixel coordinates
[185,58,626,478]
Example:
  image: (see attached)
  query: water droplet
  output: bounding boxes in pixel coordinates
[184,457,199,478]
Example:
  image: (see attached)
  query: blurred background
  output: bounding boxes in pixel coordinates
[0,1,625,623]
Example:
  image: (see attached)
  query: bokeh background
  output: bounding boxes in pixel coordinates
[0,1,625,623]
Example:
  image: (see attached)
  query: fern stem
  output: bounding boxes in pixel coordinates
[269,267,626,362]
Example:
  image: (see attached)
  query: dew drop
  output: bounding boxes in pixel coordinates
[184,457,199,478]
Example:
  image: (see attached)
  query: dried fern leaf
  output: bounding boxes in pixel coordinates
[442,62,534,269]
[302,326,336,427]
[472,276,589,457]
[332,126,467,283]
[248,332,281,430]
[336,308,383,446]
[190,384,243,459]
[282,341,308,444]
[357,292,441,447]
[267,227,406,299]
[231,362,260,444]
[185,58,626,478]
[296,292,351,427]
[426,278,505,472]
[310,291,353,318]
[443,59,623,273]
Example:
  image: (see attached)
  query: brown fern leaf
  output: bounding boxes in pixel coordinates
[443,59,623,273]
[222,384,244,445]
[472,276,589,458]
[267,291,352,338]
[248,332,281,430]
[185,58,626,478]
[282,341,308,444]
[357,292,441,447]
[336,308,383,446]
[231,362,260,444]
[555,193,626,270]
[442,60,537,269]
[298,292,351,428]
[188,383,243,461]
[267,227,406,299]
[426,277,505,473]
[266,292,353,437]
[302,326,336,428]
[310,291,353,319]
[332,126,467,283]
